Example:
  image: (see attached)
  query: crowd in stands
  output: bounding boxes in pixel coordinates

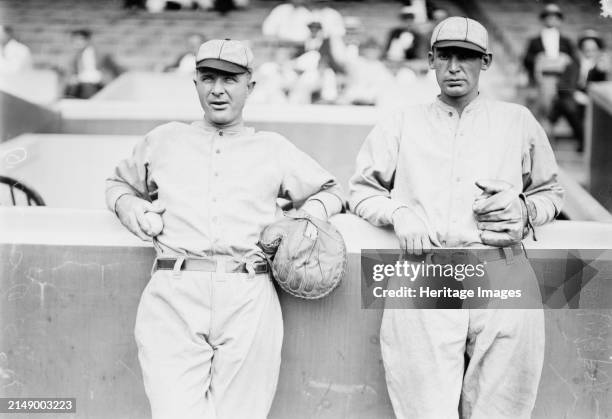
[252,0,446,106]
[0,0,609,138]
[124,0,249,14]
[521,3,610,152]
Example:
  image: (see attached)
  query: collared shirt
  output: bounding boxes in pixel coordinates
[541,28,560,58]
[349,96,564,247]
[75,46,103,84]
[106,120,343,258]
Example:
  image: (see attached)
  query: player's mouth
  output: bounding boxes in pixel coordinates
[209,101,229,110]
[446,79,465,86]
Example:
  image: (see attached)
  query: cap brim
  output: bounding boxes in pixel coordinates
[195,58,249,74]
[433,40,486,54]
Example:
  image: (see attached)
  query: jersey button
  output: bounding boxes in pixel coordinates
[219,130,224,136]
[216,149,221,154]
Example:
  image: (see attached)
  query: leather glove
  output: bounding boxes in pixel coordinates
[472,179,528,247]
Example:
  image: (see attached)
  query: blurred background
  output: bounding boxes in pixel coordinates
[1,1,612,419]
[1,0,611,216]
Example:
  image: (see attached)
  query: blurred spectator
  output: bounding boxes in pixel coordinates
[262,0,312,43]
[310,6,346,39]
[422,8,448,47]
[262,1,344,44]
[288,16,349,104]
[64,29,123,99]
[0,25,32,74]
[164,33,206,73]
[124,0,147,9]
[523,4,576,83]
[383,8,423,61]
[522,3,577,125]
[339,38,395,105]
[550,30,609,151]
[342,16,364,61]
[212,0,237,15]
[399,0,428,24]
[250,44,299,104]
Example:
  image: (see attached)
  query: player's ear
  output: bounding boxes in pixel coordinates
[427,50,435,69]
[246,76,256,95]
[481,53,493,71]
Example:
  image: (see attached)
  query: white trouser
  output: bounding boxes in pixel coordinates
[381,253,545,419]
[135,270,283,419]
[381,309,544,419]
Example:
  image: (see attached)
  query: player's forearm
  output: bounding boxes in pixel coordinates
[105,181,143,215]
[350,195,408,227]
[302,188,345,219]
[523,192,564,226]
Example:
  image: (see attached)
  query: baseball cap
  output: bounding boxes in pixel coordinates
[540,4,563,20]
[195,39,254,74]
[430,16,488,54]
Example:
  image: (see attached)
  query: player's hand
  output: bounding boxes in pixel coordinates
[391,207,431,256]
[115,195,166,241]
[473,179,527,247]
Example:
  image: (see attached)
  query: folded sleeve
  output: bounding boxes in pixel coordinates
[521,107,565,226]
[348,111,407,226]
[278,139,345,217]
[105,134,156,213]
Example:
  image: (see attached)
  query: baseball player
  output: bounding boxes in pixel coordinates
[105,39,343,419]
[349,17,564,419]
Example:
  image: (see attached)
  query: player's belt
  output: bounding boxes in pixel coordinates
[428,244,525,264]
[153,257,269,274]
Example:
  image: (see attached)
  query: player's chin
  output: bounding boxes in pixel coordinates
[442,85,467,96]
[207,110,233,125]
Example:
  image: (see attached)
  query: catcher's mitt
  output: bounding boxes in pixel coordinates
[258,211,347,299]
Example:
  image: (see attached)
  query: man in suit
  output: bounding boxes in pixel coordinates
[522,3,577,124]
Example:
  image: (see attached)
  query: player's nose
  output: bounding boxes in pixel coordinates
[211,77,225,95]
[448,56,460,72]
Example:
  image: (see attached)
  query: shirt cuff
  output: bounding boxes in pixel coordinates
[354,195,409,226]
[106,185,137,215]
[519,193,538,241]
[306,190,345,217]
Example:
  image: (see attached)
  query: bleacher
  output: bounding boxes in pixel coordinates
[0,0,463,72]
[473,0,611,62]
